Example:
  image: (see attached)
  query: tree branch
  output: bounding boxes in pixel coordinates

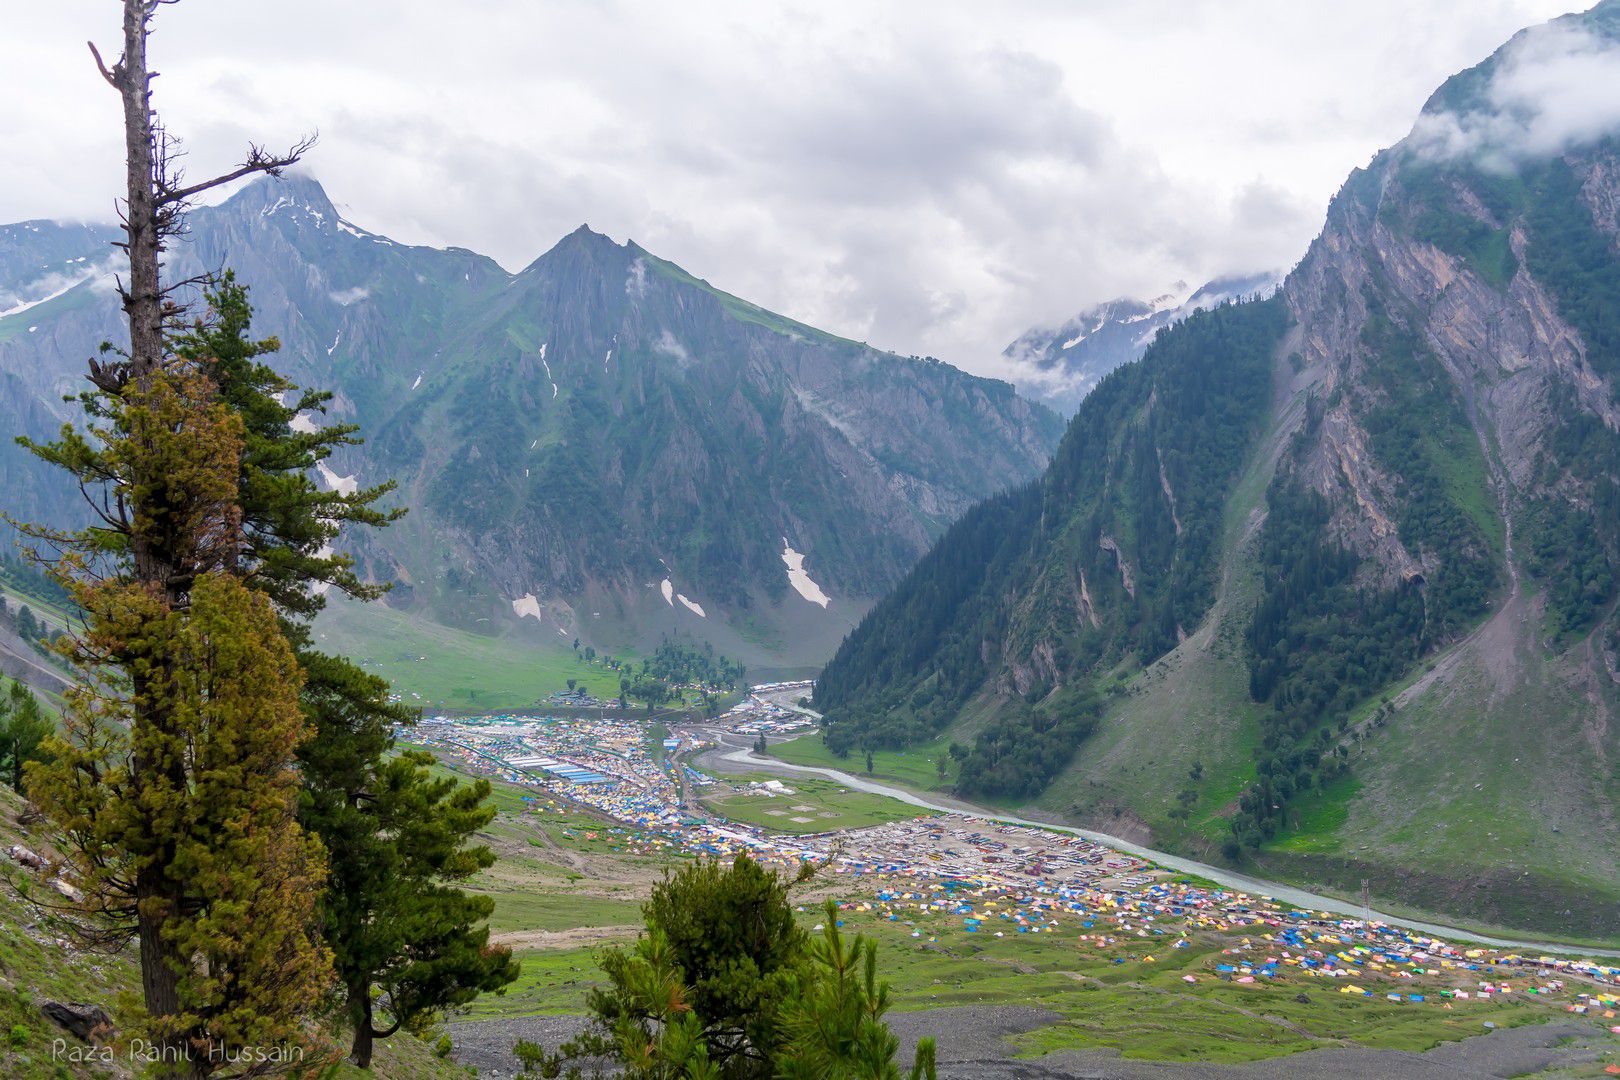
[156,135,318,207]
[86,41,120,89]
[368,1016,403,1040]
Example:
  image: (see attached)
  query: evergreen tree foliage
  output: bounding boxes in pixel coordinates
[21,361,335,1067]
[545,858,931,1079]
[594,855,805,1077]
[176,277,519,1066]
[1238,482,1424,844]
[27,569,332,1065]
[0,680,51,793]
[639,640,746,692]
[776,900,937,1080]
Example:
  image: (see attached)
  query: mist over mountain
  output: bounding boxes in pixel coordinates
[1002,272,1280,415]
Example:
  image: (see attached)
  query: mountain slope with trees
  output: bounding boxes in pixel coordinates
[814,1,1620,939]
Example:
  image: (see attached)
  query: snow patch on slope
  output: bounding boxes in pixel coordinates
[316,461,358,496]
[512,593,542,621]
[0,261,109,319]
[659,577,705,616]
[781,539,830,607]
[540,345,557,398]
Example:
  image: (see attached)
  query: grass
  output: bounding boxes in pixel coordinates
[1263,773,1362,855]
[457,946,606,1019]
[770,730,959,792]
[407,768,667,938]
[0,584,74,636]
[314,595,628,709]
[699,773,935,835]
[476,889,644,936]
[417,756,546,815]
[448,883,1609,1067]
[641,252,854,349]
[817,904,1583,1064]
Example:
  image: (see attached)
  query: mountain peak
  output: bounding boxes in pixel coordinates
[522,222,629,274]
[224,172,338,220]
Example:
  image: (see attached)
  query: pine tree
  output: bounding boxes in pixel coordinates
[302,651,517,1067]
[22,368,331,1069]
[777,901,936,1080]
[546,868,930,1079]
[179,277,519,1065]
[12,2,316,1059]
[576,855,807,1077]
[0,681,52,793]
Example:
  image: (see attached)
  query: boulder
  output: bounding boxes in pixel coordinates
[41,1001,113,1041]
[7,845,46,870]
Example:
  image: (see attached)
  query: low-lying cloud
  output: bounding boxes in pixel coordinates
[329,286,370,306]
[1409,21,1620,166]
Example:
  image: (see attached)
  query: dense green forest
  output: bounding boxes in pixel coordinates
[1239,478,1424,846]
[619,640,748,707]
[813,483,1040,750]
[1357,301,1499,633]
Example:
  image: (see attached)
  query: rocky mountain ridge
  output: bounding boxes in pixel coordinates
[0,176,1063,667]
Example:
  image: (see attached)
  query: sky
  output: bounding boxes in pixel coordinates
[0,1,1586,379]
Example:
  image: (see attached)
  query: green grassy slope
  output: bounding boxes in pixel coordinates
[1030,397,1280,849]
[1257,581,1620,943]
[315,595,628,709]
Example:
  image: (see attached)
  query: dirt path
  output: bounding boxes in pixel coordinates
[488,925,637,949]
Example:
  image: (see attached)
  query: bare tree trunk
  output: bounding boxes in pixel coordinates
[86,0,312,1063]
[349,980,374,1069]
[112,0,164,389]
[97,4,188,1054]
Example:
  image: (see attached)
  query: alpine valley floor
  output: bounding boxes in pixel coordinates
[383,693,1620,1079]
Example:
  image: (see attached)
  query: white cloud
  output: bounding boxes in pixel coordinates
[0,261,108,316]
[1409,21,1620,166]
[0,0,1579,373]
[328,286,370,305]
[653,329,691,366]
[626,258,649,298]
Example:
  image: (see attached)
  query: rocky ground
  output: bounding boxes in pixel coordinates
[448,1011,1608,1079]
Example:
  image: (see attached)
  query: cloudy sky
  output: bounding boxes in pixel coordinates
[0,1,1584,377]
